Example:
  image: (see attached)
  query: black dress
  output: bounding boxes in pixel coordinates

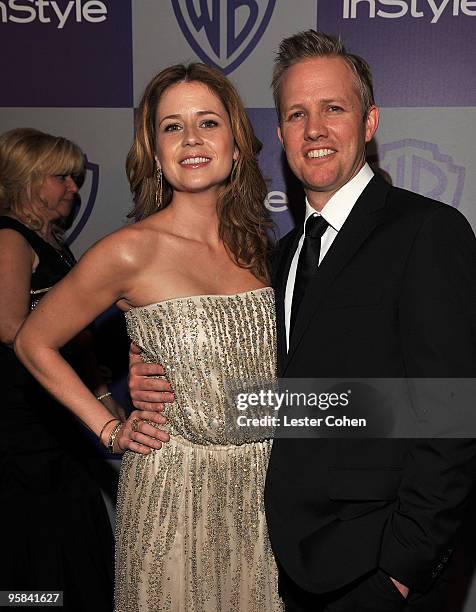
[0,217,114,611]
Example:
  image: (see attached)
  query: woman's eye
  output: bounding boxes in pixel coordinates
[164,123,181,132]
[54,175,67,182]
[201,119,218,128]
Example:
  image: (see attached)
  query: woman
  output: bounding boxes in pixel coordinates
[0,128,121,610]
[16,65,282,611]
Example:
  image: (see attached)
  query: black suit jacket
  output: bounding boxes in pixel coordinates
[265,174,476,594]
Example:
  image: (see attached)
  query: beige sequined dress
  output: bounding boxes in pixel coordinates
[116,287,283,611]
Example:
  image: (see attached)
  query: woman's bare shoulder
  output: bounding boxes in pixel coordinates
[0,226,35,262]
[80,217,164,271]
[0,225,32,246]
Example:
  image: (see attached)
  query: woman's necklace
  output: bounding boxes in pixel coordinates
[7,213,75,269]
[38,230,75,269]
[52,242,75,269]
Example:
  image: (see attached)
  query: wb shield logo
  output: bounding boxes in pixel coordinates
[65,158,99,247]
[372,139,465,208]
[172,0,276,74]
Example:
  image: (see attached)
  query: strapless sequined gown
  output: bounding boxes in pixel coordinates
[116,287,282,612]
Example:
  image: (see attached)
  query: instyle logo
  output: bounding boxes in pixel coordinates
[172,0,276,74]
[265,191,288,212]
[342,0,476,23]
[0,0,108,29]
[371,139,465,208]
[65,157,99,246]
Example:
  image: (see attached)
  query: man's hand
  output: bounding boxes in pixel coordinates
[128,342,174,415]
[390,576,409,599]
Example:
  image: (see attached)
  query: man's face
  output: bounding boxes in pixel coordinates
[277,56,379,210]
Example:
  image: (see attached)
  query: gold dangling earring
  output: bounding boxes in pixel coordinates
[155,166,163,208]
[231,156,238,178]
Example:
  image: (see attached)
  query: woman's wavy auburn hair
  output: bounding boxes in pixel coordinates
[126,63,273,282]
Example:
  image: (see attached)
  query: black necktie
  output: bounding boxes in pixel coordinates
[290,214,329,334]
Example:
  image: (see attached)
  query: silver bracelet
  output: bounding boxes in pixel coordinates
[99,417,120,445]
[96,391,112,401]
[107,421,123,454]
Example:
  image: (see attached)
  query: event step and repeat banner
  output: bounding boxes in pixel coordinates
[1,2,475,607]
[1,0,475,249]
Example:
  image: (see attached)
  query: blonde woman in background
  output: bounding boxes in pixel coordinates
[0,128,120,611]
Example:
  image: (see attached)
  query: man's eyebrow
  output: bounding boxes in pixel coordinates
[319,98,351,107]
[282,104,304,113]
[283,98,350,110]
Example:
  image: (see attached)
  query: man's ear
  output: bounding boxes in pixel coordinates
[277,125,284,149]
[365,106,379,144]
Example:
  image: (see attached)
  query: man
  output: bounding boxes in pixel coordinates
[129,31,476,611]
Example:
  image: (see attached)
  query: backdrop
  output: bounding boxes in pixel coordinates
[1,1,475,607]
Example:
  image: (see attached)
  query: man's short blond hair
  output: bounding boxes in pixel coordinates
[272,30,375,121]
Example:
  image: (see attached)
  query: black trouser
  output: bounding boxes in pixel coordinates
[280,567,451,612]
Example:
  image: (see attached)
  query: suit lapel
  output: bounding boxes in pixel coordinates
[274,228,302,375]
[283,175,391,374]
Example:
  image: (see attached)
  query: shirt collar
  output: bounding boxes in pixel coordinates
[304,163,374,231]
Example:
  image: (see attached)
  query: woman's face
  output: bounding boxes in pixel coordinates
[154,81,238,197]
[37,174,78,221]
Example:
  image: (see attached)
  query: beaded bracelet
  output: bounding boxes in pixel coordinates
[107,421,123,454]
[96,391,112,401]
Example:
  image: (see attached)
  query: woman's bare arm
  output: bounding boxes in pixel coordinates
[0,229,35,345]
[15,228,167,453]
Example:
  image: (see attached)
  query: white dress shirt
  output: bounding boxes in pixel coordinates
[284,163,375,350]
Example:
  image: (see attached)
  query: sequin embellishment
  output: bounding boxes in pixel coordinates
[116,288,283,611]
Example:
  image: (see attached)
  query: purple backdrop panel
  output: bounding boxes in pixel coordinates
[317,1,476,107]
[247,107,298,239]
[0,0,132,107]
[65,156,99,246]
